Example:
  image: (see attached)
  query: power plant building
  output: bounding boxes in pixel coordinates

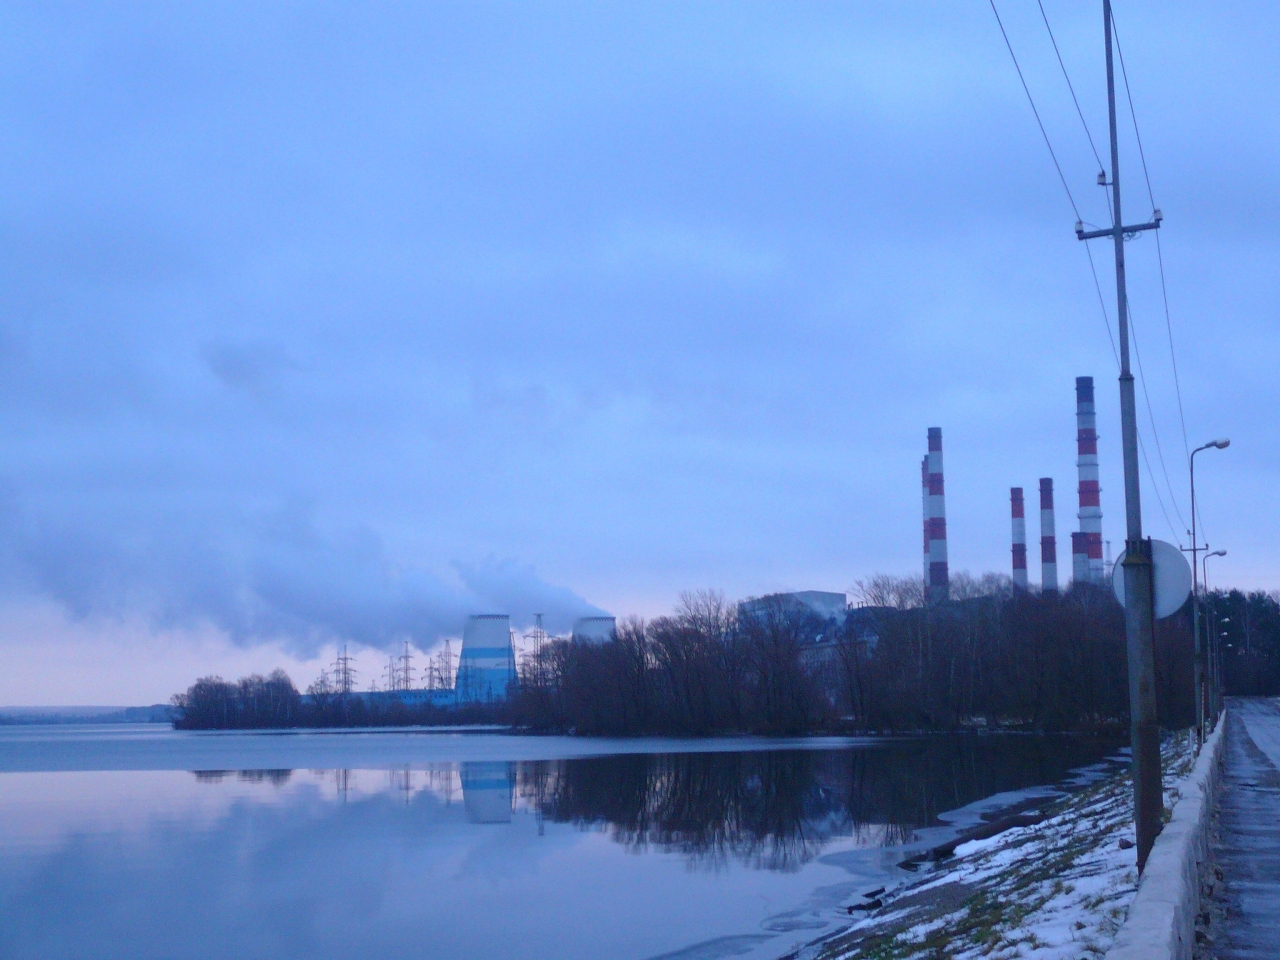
[738,591,847,624]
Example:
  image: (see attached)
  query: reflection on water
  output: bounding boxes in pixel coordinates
[191,735,1118,870]
[463,761,515,824]
[193,769,294,786]
[0,733,1122,960]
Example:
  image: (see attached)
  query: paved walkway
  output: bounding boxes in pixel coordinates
[1201,698,1280,959]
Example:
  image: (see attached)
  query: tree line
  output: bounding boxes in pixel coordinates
[171,574,1280,734]
[508,578,1198,735]
[1206,588,1280,696]
[171,670,503,729]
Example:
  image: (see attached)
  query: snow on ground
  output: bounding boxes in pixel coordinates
[806,733,1198,960]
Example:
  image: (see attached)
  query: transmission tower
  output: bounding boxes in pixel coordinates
[333,644,357,695]
[399,640,415,691]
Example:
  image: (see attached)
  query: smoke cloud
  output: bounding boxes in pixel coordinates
[0,490,604,656]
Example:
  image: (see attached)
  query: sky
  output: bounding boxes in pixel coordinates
[1,1,1277,704]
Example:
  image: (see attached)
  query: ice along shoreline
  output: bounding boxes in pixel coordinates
[800,731,1202,960]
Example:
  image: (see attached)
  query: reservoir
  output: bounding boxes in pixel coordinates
[0,725,1123,960]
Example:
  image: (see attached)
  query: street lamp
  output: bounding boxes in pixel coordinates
[1190,438,1229,747]
[1203,549,1226,722]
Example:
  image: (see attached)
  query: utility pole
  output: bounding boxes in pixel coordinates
[1076,0,1164,874]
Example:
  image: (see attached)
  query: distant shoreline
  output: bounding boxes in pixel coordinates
[0,705,174,725]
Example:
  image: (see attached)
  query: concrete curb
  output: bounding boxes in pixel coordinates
[1105,713,1226,960]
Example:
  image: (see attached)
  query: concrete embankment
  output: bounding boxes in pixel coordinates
[1105,713,1225,960]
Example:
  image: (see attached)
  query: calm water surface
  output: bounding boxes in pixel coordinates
[0,725,1124,960]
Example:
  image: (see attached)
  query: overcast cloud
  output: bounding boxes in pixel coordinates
[1,2,1277,699]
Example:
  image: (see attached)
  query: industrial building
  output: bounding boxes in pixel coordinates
[738,591,848,624]
[735,591,881,672]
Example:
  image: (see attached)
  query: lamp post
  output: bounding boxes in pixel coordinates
[1218,614,1233,714]
[1203,550,1226,723]
[1190,438,1229,747]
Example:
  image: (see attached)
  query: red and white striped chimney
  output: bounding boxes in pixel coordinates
[1071,532,1088,585]
[1075,376,1104,583]
[921,455,929,587]
[1011,487,1028,589]
[1040,477,1057,594]
[926,428,949,602]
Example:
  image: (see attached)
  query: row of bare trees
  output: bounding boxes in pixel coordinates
[511,577,1200,735]
[171,671,502,728]
[1206,588,1280,696]
[173,574,1270,733]
[511,592,831,735]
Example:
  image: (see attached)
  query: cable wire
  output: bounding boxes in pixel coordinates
[1083,237,1184,547]
[990,0,1187,548]
[1036,0,1106,174]
[989,0,1081,220]
[1115,15,1190,458]
[1113,11,1196,539]
[1128,303,1188,544]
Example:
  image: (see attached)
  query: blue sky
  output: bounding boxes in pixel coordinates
[1,2,1276,701]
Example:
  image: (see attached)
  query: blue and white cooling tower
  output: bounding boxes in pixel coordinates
[456,614,516,702]
[461,762,514,824]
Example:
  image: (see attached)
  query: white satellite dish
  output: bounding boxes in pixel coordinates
[1111,539,1193,619]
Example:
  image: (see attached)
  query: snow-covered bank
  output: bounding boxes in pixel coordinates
[806,733,1200,960]
[1106,715,1224,960]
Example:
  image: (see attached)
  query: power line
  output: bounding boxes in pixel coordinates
[1128,302,1188,543]
[1112,12,1195,538]
[1036,0,1106,174]
[1082,235,1184,547]
[1111,17,1157,212]
[990,0,1186,548]
[1083,237,1119,365]
[988,0,1081,220]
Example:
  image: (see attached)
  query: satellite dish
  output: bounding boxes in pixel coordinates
[1111,539,1193,619]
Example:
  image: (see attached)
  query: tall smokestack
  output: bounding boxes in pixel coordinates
[1071,532,1088,584]
[1075,376,1104,583]
[1011,487,1028,589]
[922,456,929,587]
[926,428,949,602]
[1040,477,1057,594]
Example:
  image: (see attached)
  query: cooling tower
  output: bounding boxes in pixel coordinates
[456,614,516,702]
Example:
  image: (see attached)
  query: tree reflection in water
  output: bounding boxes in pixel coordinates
[518,735,1121,871]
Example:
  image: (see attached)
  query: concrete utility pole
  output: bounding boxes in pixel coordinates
[1076,0,1164,874]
